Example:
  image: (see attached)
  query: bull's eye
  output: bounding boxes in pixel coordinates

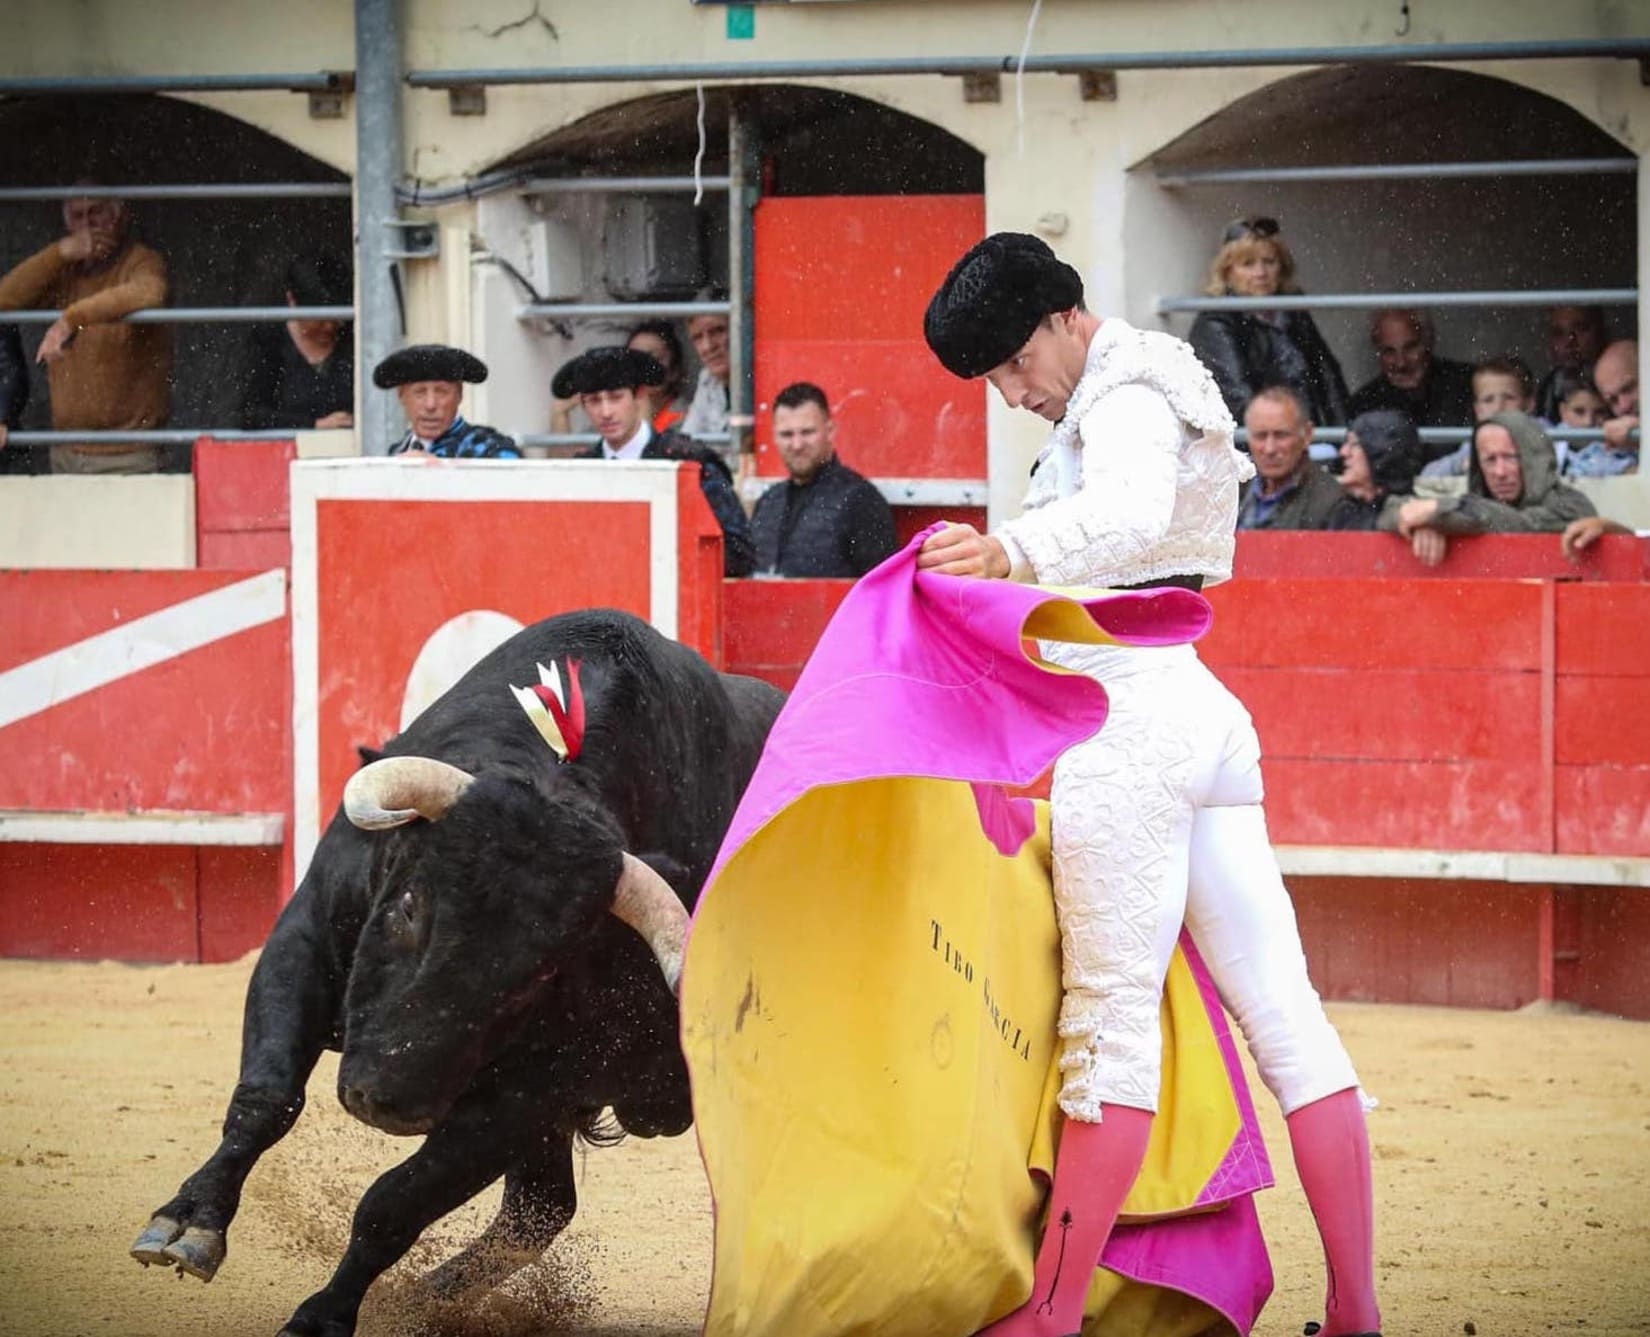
[389,887,423,949]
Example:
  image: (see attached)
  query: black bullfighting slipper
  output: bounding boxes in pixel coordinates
[1303,1324,1382,1336]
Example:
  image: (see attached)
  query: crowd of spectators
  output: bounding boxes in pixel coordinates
[0,190,1638,579]
[1185,216,1639,482]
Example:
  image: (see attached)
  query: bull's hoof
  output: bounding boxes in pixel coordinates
[162,1225,226,1281]
[130,1215,183,1267]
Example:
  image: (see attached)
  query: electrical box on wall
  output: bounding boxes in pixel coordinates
[603,195,706,300]
[524,217,585,301]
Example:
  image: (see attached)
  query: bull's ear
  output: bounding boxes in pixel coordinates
[356,745,385,767]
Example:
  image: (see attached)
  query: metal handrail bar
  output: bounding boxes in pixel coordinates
[518,432,733,447]
[1246,426,1640,446]
[1,429,327,445]
[1,306,354,325]
[0,183,352,202]
[0,72,351,95]
[1156,158,1638,187]
[518,301,731,320]
[1160,289,1638,313]
[518,176,732,194]
[406,38,1650,88]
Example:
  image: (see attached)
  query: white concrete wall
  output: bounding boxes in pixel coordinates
[0,476,194,569]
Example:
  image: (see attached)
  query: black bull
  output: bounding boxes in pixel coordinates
[131,609,785,1337]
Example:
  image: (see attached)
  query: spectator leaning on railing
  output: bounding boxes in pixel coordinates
[1392,410,1596,566]
[0,187,172,474]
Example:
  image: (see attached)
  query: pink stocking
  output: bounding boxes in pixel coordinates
[976,1106,1155,1337]
[1286,1087,1381,1336]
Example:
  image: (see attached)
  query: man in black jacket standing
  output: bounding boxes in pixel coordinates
[557,344,755,576]
[749,382,897,578]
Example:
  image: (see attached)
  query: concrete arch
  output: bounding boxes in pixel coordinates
[488,83,984,196]
[0,94,353,443]
[1123,64,1639,392]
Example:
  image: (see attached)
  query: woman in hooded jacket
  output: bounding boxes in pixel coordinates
[1326,410,1424,532]
[1189,217,1349,429]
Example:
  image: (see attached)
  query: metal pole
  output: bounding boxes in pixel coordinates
[727,96,753,470]
[355,0,403,455]
[1156,158,1638,187]
[0,72,350,95]
[1159,288,1639,313]
[1237,426,1639,446]
[3,306,354,324]
[0,182,354,203]
[518,300,733,320]
[405,38,1650,88]
[518,176,733,195]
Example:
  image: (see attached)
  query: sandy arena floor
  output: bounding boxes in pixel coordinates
[0,955,1646,1337]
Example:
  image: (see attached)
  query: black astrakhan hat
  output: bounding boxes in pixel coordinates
[923,232,1085,379]
[372,344,489,389]
[551,346,667,399]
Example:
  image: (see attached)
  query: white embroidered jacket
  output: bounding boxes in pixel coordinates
[996,319,1254,589]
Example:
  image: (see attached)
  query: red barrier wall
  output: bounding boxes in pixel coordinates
[721,532,1650,1018]
[0,567,290,962]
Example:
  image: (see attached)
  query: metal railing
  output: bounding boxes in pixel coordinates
[1156,158,1638,187]
[517,300,731,321]
[1,429,328,445]
[1159,289,1639,314]
[0,72,351,95]
[406,37,1650,88]
[1,306,353,324]
[0,183,352,202]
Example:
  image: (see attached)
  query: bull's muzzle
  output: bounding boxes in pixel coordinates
[343,756,689,995]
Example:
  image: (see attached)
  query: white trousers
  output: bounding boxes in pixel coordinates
[1046,641,1359,1122]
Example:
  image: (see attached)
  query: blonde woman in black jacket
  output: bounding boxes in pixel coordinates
[1189,216,1349,429]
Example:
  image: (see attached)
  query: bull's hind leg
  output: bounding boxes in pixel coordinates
[422,1131,577,1298]
[275,1117,517,1337]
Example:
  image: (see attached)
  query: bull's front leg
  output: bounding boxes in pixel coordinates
[274,1111,532,1337]
[131,907,342,1282]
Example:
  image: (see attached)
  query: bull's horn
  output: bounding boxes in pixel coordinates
[611,853,690,995]
[344,756,476,830]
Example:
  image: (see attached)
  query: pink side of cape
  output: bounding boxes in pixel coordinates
[686,531,1274,1335]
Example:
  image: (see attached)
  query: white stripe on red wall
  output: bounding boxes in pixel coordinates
[0,569,287,732]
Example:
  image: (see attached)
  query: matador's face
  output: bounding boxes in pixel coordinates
[983,311,1089,423]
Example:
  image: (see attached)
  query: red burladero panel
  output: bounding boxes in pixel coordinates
[315,499,652,826]
[752,195,985,481]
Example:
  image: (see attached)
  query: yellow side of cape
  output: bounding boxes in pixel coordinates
[683,777,1244,1336]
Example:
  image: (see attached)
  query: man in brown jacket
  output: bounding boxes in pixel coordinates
[0,190,172,473]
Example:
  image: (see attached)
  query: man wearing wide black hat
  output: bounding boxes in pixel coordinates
[373,343,521,458]
[915,234,1382,1337]
[553,344,753,576]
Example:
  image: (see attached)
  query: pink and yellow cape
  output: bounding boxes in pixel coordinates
[681,535,1275,1336]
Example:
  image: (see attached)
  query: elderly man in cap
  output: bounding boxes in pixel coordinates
[373,344,520,458]
[916,234,1381,1337]
[554,344,753,576]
